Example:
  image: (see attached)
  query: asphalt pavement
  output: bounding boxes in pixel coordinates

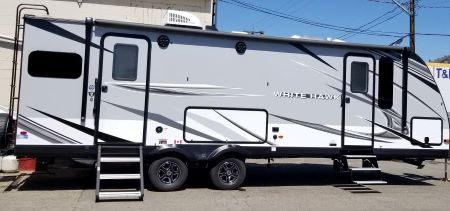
[0,158,449,210]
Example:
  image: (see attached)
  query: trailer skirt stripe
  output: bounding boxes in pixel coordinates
[29,107,132,143]
[290,43,337,71]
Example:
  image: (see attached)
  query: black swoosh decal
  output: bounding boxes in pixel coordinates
[291,43,337,71]
[372,122,432,148]
[26,18,112,53]
[29,107,132,143]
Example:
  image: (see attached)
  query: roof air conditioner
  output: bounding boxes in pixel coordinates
[165,10,203,29]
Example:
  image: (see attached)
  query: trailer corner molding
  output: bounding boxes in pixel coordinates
[274,91,341,100]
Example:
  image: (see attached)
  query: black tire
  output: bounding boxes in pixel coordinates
[0,113,9,147]
[209,158,246,190]
[148,157,188,191]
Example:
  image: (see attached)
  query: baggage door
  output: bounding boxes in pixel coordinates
[95,33,150,145]
[342,53,375,148]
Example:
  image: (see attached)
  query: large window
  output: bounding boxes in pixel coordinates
[350,61,369,93]
[112,44,138,81]
[28,51,82,79]
[378,57,394,109]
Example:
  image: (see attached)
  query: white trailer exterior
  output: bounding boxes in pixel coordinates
[1,15,449,194]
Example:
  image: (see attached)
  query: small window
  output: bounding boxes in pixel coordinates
[378,57,394,109]
[112,44,138,81]
[28,51,82,79]
[350,61,369,93]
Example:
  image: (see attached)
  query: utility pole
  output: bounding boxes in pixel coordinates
[409,0,415,52]
[390,0,415,52]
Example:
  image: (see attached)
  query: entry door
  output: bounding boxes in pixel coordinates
[96,34,150,145]
[342,54,375,148]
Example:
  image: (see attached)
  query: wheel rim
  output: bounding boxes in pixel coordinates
[157,161,181,185]
[217,161,240,185]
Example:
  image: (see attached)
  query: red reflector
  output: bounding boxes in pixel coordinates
[20,131,27,135]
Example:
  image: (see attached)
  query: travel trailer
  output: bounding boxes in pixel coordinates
[0,6,449,201]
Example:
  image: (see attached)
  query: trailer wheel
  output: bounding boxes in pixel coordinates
[148,157,188,191]
[0,113,8,147]
[209,158,246,190]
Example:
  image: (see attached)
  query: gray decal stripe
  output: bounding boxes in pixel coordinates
[188,112,249,142]
[408,70,440,93]
[356,51,443,119]
[271,114,393,144]
[370,49,433,80]
[116,84,260,97]
[19,115,82,144]
[18,120,63,144]
[370,49,438,92]
[26,18,112,53]
[103,101,225,142]
[117,84,199,96]
[213,110,269,144]
[290,43,337,71]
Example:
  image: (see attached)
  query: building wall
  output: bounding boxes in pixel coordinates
[428,62,450,117]
[0,0,213,107]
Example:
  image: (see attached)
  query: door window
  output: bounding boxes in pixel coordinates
[112,44,138,81]
[350,61,369,93]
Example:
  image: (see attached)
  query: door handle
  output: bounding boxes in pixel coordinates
[101,85,108,93]
[345,97,351,104]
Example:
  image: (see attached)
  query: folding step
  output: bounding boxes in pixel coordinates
[100,174,140,180]
[354,180,387,185]
[350,167,381,171]
[98,191,142,200]
[344,155,376,159]
[100,157,140,163]
[96,145,144,202]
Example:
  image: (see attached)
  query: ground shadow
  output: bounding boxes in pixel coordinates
[5,162,437,192]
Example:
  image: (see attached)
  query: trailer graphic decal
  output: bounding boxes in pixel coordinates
[372,122,432,148]
[114,84,261,97]
[290,43,337,71]
[29,107,132,143]
[271,114,393,144]
[18,115,82,144]
[102,102,225,142]
[26,18,112,53]
[274,91,340,100]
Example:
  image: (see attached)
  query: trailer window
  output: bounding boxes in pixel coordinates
[112,44,138,81]
[28,51,82,79]
[350,61,369,93]
[378,57,394,109]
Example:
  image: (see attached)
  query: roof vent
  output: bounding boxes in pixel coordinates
[166,10,203,29]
